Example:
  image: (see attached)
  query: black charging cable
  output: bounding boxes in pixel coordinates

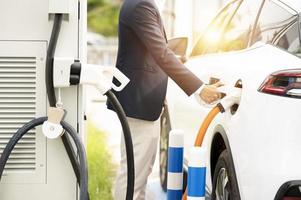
[106,90,135,200]
[46,13,83,188]
[0,117,89,200]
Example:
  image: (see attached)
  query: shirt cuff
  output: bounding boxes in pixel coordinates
[194,84,206,95]
[194,84,205,104]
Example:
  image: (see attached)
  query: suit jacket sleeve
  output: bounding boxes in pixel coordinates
[128,1,203,96]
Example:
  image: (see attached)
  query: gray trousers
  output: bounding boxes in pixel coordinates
[114,117,160,200]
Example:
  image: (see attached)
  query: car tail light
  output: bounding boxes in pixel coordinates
[258,69,301,98]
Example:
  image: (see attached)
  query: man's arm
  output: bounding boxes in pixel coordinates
[128,1,202,96]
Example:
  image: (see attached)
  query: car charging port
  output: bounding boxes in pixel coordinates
[230,79,242,115]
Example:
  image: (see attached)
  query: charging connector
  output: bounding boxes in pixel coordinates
[196,86,242,111]
[53,58,130,94]
[80,64,129,95]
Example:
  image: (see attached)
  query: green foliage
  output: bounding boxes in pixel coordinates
[87,122,116,200]
[87,0,121,37]
[88,0,105,11]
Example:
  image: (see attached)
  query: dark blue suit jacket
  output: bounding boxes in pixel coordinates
[108,0,203,121]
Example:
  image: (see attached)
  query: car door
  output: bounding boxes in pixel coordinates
[167,0,265,156]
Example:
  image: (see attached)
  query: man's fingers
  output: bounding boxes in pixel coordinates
[199,84,224,104]
[213,81,224,88]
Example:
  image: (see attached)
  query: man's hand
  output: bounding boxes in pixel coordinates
[199,82,224,104]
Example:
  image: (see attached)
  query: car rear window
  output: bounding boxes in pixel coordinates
[252,0,300,57]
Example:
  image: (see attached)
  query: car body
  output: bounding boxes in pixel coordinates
[160,0,301,199]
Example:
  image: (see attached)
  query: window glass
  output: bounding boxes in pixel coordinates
[251,0,298,45]
[190,0,242,57]
[218,0,263,52]
[276,22,301,57]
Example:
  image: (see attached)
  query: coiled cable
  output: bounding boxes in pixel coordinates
[0,117,89,200]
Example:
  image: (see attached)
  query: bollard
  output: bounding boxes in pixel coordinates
[187,147,207,200]
[167,130,184,200]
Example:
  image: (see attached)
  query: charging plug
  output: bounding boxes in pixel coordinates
[53,58,130,95]
[218,86,242,111]
[80,64,129,95]
[195,86,242,111]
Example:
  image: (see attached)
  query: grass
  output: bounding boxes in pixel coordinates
[87,122,116,200]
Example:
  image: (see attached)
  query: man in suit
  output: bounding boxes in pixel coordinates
[109,0,222,199]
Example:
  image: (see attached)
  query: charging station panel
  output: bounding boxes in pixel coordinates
[0,41,47,184]
[0,0,87,199]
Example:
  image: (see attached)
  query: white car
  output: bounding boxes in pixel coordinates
[159,0,301,199]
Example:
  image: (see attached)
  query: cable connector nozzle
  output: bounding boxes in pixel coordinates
[80,64,130,95]
[196,86,242,111]
[53,57,130,95]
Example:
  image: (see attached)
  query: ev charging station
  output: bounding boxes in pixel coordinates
[0,0,135,199]
[0,0,87,199]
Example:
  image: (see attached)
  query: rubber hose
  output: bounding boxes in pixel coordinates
[61,121,89,200]
[0,117,89,200]
[182,106,222,200]
[46,14,62,106]
[105,90,135,200]
[46,13,82,187]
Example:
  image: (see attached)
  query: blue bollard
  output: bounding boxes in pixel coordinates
[167,130,184,200]
[187,147,207,200]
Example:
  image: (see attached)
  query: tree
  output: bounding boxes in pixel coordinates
[87,0,122,37]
